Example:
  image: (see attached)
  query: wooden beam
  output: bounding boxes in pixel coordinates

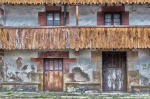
[0,25,150,29]
[76,5,79,26]
[74,51,79,56]
[0,0,149,4]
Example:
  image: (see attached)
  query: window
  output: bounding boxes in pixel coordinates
[38,6,69,26]
[105,13,121,25]
[47,12,60,26]
[97,6,129,25]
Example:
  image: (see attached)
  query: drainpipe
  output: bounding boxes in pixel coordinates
[64,4,67,26]
[76,5,78,26]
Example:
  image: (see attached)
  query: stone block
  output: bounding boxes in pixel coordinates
[93,71,101,82]
[95,62,102,70]
[128,70,139,92]
[38,73,43,91]
[127,51,138,70]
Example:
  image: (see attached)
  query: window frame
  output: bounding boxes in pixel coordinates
[104,12,122,25]
[97,6,129,26]
[46,11,61,26]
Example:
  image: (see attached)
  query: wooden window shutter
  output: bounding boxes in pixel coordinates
[61,12,69,26]
[0,8,4,16]
[60,12,64,25]
[66,12,69,24]
[122,11,129,25]
[97,12,104,25]
[38,12,47,26]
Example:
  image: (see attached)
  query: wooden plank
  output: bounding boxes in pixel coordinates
[0,26,149,50]
[44,59,63,91]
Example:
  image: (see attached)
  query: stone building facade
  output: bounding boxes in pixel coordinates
[0,1,150,93]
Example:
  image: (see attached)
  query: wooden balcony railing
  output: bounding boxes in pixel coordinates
[0,26,150,51]
[0,0,149,4]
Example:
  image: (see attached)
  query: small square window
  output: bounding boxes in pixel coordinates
[105,13,121,25]
[47,12,60,26]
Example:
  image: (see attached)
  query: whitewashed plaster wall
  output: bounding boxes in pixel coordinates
[2,4,150,26]
[4,5,45,26]
[133,49,150,86]
[68,5,101,26]
[125,4,150,25]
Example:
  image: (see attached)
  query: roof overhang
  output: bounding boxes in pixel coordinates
[0,0,150,4]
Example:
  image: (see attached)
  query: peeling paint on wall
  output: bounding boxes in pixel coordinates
[70,59,96,82]
[4,4,45,26]
[3,50,38,91]
[2,4,150,26]
[1,49,150,92]
[134,57,150,86]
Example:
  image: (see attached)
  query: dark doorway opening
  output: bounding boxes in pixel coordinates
[102,52,127,92]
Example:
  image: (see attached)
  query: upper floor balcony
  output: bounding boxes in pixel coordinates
[0,25,149,51]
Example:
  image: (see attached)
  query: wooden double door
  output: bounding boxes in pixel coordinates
[102,52,127,92]
[44,58,63,91]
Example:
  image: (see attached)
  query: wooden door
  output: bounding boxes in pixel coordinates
[44,58,63,91]
[102,52,127,92]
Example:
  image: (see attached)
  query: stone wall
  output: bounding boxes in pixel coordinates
[91,49,150,92]
[1,49,150,92]
[133,50,150,92]
[91,51,102,92]
[0,50,4,91]
[127,51,139,92]
[65,50,99,93]
[1,4,150,26]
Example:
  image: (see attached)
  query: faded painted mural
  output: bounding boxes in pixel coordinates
[3,50,38,91]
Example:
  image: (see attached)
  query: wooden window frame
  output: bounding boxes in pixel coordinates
[46,11,61,26]
[38,6,69,26]
[97,6,129,25]
[104,12,122,25]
